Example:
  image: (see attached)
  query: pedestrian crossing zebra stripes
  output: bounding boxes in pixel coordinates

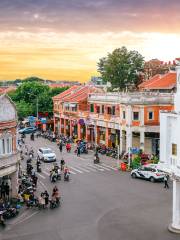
[37,163,119,178]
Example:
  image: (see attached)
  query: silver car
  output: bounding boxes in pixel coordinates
[37,148,56,162]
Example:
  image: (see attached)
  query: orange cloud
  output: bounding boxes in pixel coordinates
[0,31,180,82]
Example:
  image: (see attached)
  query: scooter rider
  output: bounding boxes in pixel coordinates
[36,159,41,172]
[60,158,65,171]
[64,166,70,180]
[50,169,57,182]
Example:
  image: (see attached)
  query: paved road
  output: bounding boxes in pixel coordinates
[1,136,178,240]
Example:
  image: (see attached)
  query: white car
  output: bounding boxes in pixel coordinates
[131,165,165,182]
[37,148,56,162]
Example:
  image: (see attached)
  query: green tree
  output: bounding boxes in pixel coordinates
[8,81,69,119]
[15,100,32,119]
[97,46,144,90]
[22,76,45,83]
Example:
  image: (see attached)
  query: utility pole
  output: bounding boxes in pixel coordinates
[36,97,39,119]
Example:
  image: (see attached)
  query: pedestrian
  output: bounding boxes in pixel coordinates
[5,183,10,201]
[164,174,169,189]
[0,182,6,200]
[33,175,38,188]
[66,143,71,153]
[59,142,63,153]
[44,190,49,207]
[77,147,81,157]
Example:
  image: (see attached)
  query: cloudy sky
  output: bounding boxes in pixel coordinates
[0,0,180,81]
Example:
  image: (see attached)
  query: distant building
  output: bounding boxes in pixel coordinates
[53,85,103,139]
[159,63,180,233]
[138,72,176,92]
[0,95,20,197]
[144,59,175,80]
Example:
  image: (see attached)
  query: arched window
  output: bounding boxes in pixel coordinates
[0,133,13,155]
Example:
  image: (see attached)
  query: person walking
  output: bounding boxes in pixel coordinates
[1,182,6,200]
[5,183,10,201]
[164,174,169,189]
[77,146,81,157]
[59,141,63,153]
[44,190,49,208]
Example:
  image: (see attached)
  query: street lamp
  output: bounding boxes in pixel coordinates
[27,92,39,119]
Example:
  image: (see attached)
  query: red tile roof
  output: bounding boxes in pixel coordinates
[53,85,102,103]
[138,72,176,90]
[139,75,161,89]
[53,85,80,101]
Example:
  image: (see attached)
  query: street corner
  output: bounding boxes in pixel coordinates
[96,207,159,240]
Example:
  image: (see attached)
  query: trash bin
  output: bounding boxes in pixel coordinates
[121,162,127,171]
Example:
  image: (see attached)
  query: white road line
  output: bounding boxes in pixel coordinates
[43,170,50,176]
[69,170,76,175]
[37,173,46,179]
[88,164,104,171]
[39,180,46,189]
[78,157,86,161]
[69,166,83,173]
[101,163,118,170]
[13,211,39,226]
[75,165,90,173]
[97,165,111,171]
[83,165,97,172]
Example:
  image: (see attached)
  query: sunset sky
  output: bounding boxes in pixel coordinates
[0,0,180,82]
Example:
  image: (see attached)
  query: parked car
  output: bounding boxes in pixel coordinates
[131,165,165,182]
[37,148,56,162]
[18,127,37,134]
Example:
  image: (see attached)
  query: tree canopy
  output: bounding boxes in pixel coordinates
[97,46,144,90]
[9,81,68,119]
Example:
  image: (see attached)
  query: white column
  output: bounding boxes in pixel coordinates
[126,127,132,152]
[174,65,180,112]
[169,180,180,233]
[140,106,144,126]
[11,170,18,198]
[120,130,123,154]
[140,129,145,152]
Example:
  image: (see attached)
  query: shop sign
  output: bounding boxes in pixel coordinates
[40,118,47,124]
[79,119,85,126]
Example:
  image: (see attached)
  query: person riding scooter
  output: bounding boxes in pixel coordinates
[64,166,70,181]
[60,158,65,171]
[94,153,100,164]
[50,169,57,182]
[36,159,41,172]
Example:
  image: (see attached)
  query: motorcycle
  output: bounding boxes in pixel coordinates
[49,197,60,209]
[0,211,6,227]
[37,165,41,173]
[64,172,70,181]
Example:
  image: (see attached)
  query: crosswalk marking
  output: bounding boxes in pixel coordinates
[82,165,97,172]
[36,161,118,179]
[70,166,83,173]
[75,165,90,173]
[88,164,105,171]
[69,170,76,175]
[43,169,50,176]
[97,165,111,171]
[37,173,46,179]
[101,163,118,171]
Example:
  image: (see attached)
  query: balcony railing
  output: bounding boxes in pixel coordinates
[88,92,174,105]
[0,152,20,169]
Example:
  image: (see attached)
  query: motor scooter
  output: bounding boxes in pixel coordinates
[0,211,6,227]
